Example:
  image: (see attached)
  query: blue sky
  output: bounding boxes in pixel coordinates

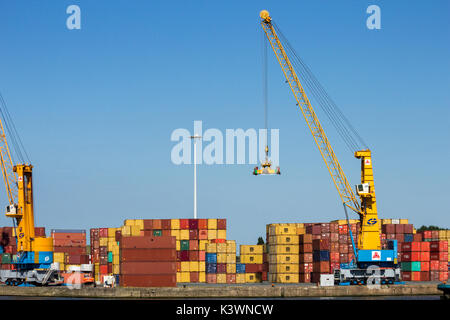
[0,1,448,245]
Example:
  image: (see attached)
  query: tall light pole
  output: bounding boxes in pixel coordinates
[190,135,201,219]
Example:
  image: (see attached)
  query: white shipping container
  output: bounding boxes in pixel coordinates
[80,264,93,272]
[391,219,400,224]
[320,274,334,287]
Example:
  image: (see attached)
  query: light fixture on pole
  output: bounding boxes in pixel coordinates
[190,135,202,219]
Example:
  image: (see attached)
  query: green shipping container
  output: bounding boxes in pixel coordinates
[107,251,113,263]
[1,253,11,264]
[153,230,162,237]
[401,262,421,272]
[180,240,190,251]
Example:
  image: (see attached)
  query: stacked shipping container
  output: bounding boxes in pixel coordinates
[205,240,239,284]
[241,245,266,283]
[52,229,89,274]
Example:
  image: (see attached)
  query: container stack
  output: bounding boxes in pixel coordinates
[267,224,301,283]
[1,227,16,271]
[241,245,265,283]
[119,236,177,287]
[205,239,237,284]
[51,229,88,273]
[90,227,121,283]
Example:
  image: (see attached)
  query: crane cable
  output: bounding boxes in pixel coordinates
[0,92,31,165]
[272,22,368,154]
[262,29,269,158]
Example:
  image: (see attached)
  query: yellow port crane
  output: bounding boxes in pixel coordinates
[0,93,59,286]
[259,10,401,284]
[259,10,380,252]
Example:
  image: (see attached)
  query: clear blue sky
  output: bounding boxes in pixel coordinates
[0,1,448,246]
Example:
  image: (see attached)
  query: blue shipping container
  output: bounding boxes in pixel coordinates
[236,263,246,274]
[205,253,217,263]
[404,234,413,242]
[313,250,330,261]
[206,263,217,274]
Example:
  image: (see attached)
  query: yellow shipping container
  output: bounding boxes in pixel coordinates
[269,225,297,236]
[134,220,144,229]
[199,240,208,251]
[207,230,217,239]
[439,230,447,240]
[199,272,206,283]
[296,228,306,235]
[189,261,199,272]
[171,229,180,240]
[382,219,392,225]
[217,243,227,253]
[177,272,190,283]
[216,273,226,284]
[176,240,180,251]
[131,226,141,237]
[269,254,299,264]
[268,244,299,255]
[270,273,299,283]
[107,228,117,237]
[199,262,205,272]
[245,273,262,283]
[447,230,450,238]
[217,230,226,239]
[240,245,264,255]
[180,230,190,240]
[171,219,180,230]
[124,219,135,226]
[269,235,299,245]
[240,254,263,264]
[54,252,65,263]
[236,274,246,284]
[206,243,217,253]
[227,263,236,274]
[226,254,236,264]
[99,238,108,246]
[399,219,409,225]
[226,240,236,253]
[208,219,217,230]
[217,253,227,264]
[180,261,190,272]
[269,263,299,274]
[121,225,131,236]
[113,265,120,275]
[113,255,120,265]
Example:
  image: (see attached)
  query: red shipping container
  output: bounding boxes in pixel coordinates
[339,244,349,254]
[395,224,404,234]
[421,262,430,272]
[320,223,330,234]
[420,242,430,252]
[226,274,236,284]
[162,230,171,237]
[198,230,208,240]
[430,252,448,261]
[330,233,339,243]
[420,252,430,262]
[320,233,330,240]
[312,239,330,251]
[300,243,313,253]
[402,271,420,281]
[190,272,199,283]
[143,219,153,230]
[382,224,395,234]
[99,265,108,274]
[311,272,321,283]
[431,231,439,239]
[420,272,430,281]
[430,260,440,271]
[206,274,217,284]
[395,234,404,242]
[179,250,189,261]
[299,253,313,263]
[308,225,322,235]
[339,253,348,263]
[34,227,46,237]
[387,234,396,240]
[188,219,198,230]
[198,250,205,261]
[210,239,226,243]
[161,219,171,230]
[440,271,449,282]
[299,234,313,244]
[299,263,313,273]
[120,236,175,249]
[217,219,226,230]
[180,219,189,229]
[403,224,414,234]
[189,250,199,261]
[430,271,440,281]
[120,262,176,275]
[430,241,448,252]
[189,229,198,240]
[98,228,108,238]
[115,230,122,242]
[401,242,421,252]
[330,262,340,273]
[245,264,263,273]
[120,274,176,287]
[198,219,208,229]
[261,272,268,281]
[299,273,311,283]
[217,263,226,273]
[401,252,420,262]
[330,252,340,263]
[338,234,348,243]
[262,263,268,272]
[313,261,330,273]
[54,246,86,255]
[312,235,321,240]
[422,231,432,239]
[338,225,348,235]
[330,242,339,253]
[121,248,177,262]
[413,234,423,242]
[107,263,112,274]
[440,261,448,272]
[189,240,199,251]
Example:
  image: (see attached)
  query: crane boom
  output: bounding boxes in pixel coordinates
[0,119,18,207]
[260,10,381,251]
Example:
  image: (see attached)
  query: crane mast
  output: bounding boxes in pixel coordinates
[259,10,380,251]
